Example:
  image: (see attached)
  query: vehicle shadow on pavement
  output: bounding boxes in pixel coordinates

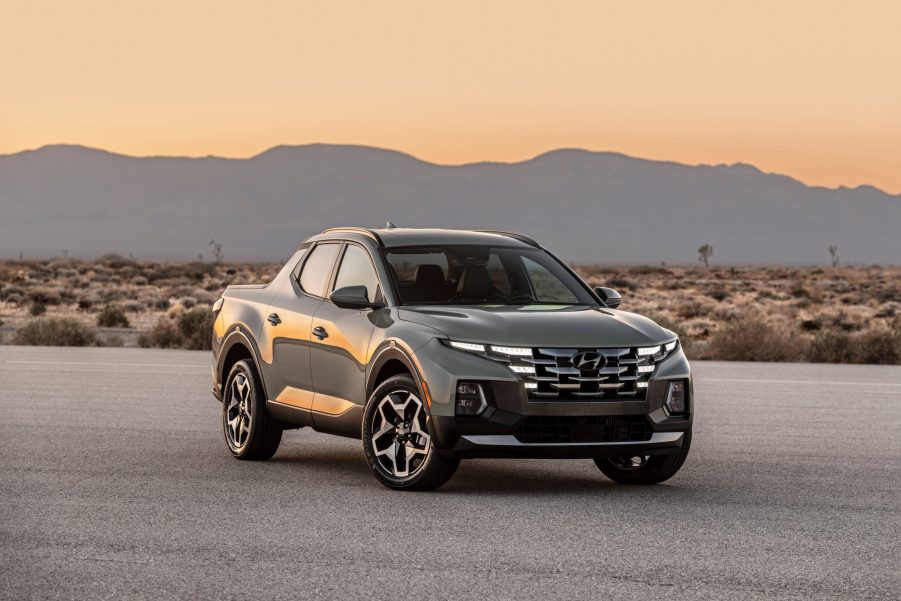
[267,439,694,496]
[441,461,698,497]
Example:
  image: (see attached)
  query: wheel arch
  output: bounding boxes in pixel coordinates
[366,343,427,401]
[218,327,269,401]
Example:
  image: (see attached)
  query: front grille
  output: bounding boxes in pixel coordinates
[497,345,672,400]
[515,415,653,444]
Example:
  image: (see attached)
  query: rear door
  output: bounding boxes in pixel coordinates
[264,242,342,413]
[309,242,383,432]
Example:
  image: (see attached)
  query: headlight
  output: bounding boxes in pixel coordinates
[637,339,679,360]
[489,345,532,356]
[444,339,529,377]
[449,341,486,352]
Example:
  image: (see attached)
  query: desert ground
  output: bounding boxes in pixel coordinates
[0,257,899,364]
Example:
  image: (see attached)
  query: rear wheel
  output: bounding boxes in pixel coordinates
[222,360,282,460]
[594,430,692,485]
[362,374,459,491]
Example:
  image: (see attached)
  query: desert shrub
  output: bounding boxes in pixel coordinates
[27,286,62,305]
[193,290,218,305]
[185,262,216,281]
[607,277,639,292]
[629,265,672,276]
[121,300,144,313]
[96,305,130,328]
[13,317,97,346]
[706,312,804,362]
[178,296,197,309]
[138,318,180,349]
[77,294,99,310]
[806,329,855,363]
[177,308,214,350]
[30,301,47,316]
[97,253,136,268]
[799,318,822,332]
[852,326,901,365]
[790,284,811,298]
[1,285,24,300]
[676,301,708,320]
[6,293,24,306]
[708,288,729,302]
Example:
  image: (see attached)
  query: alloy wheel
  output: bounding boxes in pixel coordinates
[369,390,431,478]
[225,373,252,450]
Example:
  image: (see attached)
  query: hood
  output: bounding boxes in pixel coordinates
[398,304,674,348]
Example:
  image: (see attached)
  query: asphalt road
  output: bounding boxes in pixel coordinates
[1,346,899,600]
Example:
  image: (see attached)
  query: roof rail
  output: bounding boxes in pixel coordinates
[321,227,383,245]
[476,229,540,248]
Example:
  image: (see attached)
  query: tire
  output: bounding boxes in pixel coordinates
[594,429,692,485]
[362,374,459,491]
[222,359,282,460]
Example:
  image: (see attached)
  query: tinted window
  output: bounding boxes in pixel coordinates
[299,243,341,297]
[333,244,380,302]
[385,245,593,306]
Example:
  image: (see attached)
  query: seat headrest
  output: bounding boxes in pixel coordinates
[414,264,445,286]
[456,265,492,299]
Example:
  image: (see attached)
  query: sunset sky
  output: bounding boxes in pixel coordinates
[2,0,899,193]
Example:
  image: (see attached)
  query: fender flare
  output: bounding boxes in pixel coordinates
[217,326,269,401]
[366,340,429,402]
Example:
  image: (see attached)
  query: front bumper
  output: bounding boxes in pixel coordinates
[450,431,686,459]
[415,338,692,459]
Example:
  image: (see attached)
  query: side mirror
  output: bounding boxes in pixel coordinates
[594,286,622,309]
[330,285,383,310]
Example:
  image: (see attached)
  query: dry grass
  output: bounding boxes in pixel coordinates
[2,258,899,363]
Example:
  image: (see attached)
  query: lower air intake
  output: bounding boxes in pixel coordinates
[515,415,654,444]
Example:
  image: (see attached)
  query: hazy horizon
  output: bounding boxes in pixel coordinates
[4,141,898,198]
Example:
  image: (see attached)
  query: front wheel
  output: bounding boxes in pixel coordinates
[362,374,459,491]
[594,430,692,485]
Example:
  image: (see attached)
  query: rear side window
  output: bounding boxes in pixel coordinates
[299,243,341,297]
[333,244,380,302]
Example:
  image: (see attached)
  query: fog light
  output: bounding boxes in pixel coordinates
[455,381,487,416]
[665,380,687,415]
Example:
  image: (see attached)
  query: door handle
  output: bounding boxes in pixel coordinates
[267,313,281,326]
[312,326,329,340]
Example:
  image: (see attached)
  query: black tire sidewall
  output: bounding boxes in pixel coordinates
[595,429,692,485]
[222,360,263,458]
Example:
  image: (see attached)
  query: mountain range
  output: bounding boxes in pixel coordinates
[1,144,898,264]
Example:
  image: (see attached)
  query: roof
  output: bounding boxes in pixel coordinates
[316,227,539,248]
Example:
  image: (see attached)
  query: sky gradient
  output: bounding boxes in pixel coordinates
[2,0,899,193]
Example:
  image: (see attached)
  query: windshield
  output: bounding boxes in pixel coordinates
[384,245,597,306]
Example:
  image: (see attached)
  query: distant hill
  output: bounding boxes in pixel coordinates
[0,144,898,264]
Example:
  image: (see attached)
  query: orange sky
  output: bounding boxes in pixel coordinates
[2,0,899,193]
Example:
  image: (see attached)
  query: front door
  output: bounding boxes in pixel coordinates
[309,242,383,434]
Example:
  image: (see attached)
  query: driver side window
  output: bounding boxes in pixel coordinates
[333,244,380,303]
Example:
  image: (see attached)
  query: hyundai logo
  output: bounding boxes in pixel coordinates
[571,351,606,371]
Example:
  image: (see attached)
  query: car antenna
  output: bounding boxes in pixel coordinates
[386,221,396,229]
